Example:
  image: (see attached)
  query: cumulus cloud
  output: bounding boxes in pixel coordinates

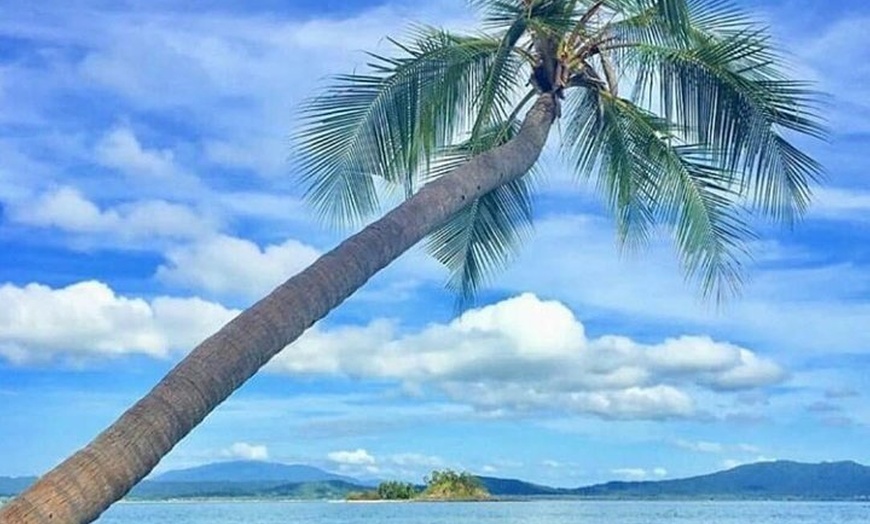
[9,186,214,241]
[328,448,376,466]
[325,449,450,478]
[156,234,321,299]
[269,293,785,420]
[221,442,269,461]
[0,280,237,363]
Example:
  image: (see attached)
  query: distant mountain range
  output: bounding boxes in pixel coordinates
[152,460,361,484]
[572,460,870,499]
[3,460,869,500]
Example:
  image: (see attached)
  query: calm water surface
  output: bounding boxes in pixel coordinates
[96,500,869,523]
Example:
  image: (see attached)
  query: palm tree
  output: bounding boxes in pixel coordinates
[0,1,823,522]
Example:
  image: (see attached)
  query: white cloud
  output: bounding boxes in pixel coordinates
[93,124,209,200]
[65,2,474,178]
[648,338,741,373]
[389,453,444,468]
[96,125,180,179]
[674,439,724,454]
[9,186,214,242]
[650,339,786,391]
[156,234,321,299]
[810,187,870,221]
[328,448,376,466]
[221,442,269,461]
[269,293,784,420]
[702,349,786,391]
[611,467,667,481]
[0,280,238,363]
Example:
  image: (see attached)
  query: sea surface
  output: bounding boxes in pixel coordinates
[94,500,870,523]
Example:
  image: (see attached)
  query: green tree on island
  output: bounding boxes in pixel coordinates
[346,480,419,501]
[377,480,419,500]
[2,1,824,522]
[421,470,491,500]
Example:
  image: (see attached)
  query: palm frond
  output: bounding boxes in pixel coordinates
[562,87,657,248]
[620,28,824,221]
[470,0,578,36]
[295,28,520,226]
[562,88,754,299]
[426,115,538,307]
[606,96,751,298]
[611,0,763,51]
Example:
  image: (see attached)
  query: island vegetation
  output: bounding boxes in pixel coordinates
[347,469,491,502]
[420,470,491,501]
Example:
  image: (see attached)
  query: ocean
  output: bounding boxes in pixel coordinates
[94,500,870,523]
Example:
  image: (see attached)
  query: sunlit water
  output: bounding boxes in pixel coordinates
[94,500,870,523]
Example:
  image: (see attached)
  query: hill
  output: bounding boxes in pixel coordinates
[127,478,370,500]
[266,480,369,499]
[573,460,870,500]
[4,460,869,501]
[122,460,369,500]
[477,476,562,496]
[152,460,359,484]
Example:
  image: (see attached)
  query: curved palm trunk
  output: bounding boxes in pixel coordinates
[0,94,557,524]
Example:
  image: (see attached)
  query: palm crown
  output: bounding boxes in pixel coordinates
[297,0,823,305]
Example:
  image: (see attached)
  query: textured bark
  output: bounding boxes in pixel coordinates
[0,94,557,524]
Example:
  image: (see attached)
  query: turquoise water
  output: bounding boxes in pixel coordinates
[96,500,870,523]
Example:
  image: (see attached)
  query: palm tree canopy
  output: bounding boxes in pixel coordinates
[297,0,824,305]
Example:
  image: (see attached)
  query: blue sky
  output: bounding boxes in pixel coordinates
[1,0,869,487]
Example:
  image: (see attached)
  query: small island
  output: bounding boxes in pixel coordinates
[347,469,491,502]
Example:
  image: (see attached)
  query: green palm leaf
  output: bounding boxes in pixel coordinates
[296,28,520,226]
[427,116,538,307]
[563,87,752,299]
[624,34,824,221]
[470,0,577,33]
[562,86,658,248]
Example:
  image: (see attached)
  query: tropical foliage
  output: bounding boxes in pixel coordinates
[298,0,823,305]
[377,480,419,500]
[420,469,491,500]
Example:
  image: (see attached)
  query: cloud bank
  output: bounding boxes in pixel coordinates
[0,280,237,363]
[270,293,786,420]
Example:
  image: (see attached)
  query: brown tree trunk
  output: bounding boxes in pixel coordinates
[0,94,557,524]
